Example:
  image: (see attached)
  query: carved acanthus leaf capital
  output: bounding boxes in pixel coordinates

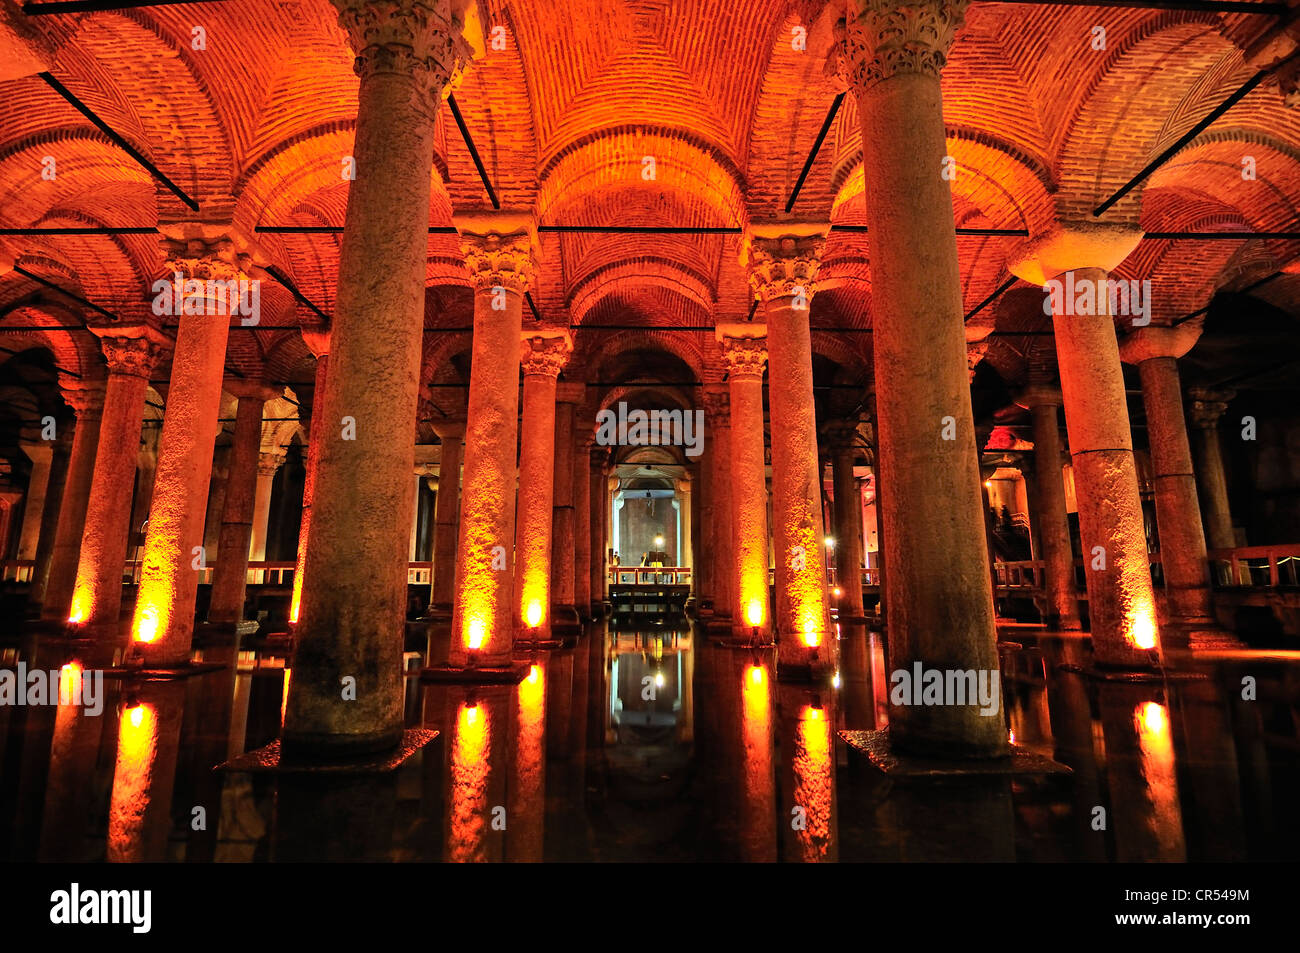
[743,228,826,303]
[718,333,768,380]
[332,0,472,106]
[842,0,969,93]
[460,227,538,294]
[520,332,572,377]
[1188,387,1235,429]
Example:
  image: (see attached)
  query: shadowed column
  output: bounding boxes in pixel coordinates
[574,434,593,617]
[449,215,537,669]
[427,418,464,617]
[130,228,264,667]
[40,377,104,620]
[825,418,866,620]
[68,326,169,636]
[208,382,279,625]
[284,0,470,756]
[1187,389,1239,555]
[289,327,328,624]
[718,327,771,638]
[515,331,570,640]
[701,384,735,625]
[550,382,581,626]
[1020,385,1081,629]
[844,0,1003,753]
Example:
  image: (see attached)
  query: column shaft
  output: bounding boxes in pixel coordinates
[574,441,592,615]
[550,394,577,615]
[208,389,270,623]
[515,338,566,637]
[705,387,735,622]
[832,445,866,618]
[17,444,53,561]
[41,385,103,620]
[428,421,462,613]
[1028,401,1081,628]
[289,348,328,623]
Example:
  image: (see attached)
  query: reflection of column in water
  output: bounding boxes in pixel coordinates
[547,649,574,757]
[738,654,777,862]
[178,649,238,862]
[1172,676,1246,861]
[1005,647,1054,751]
[227,669,253,760]
[446,686,510,863]
[39,661,111,861]
[1098,682,1186,862]
[508,662,547,862]
[272,773,398,862]
[869,630,890,728]
[1040,637,1107,861]
[585,626,606,750]
[568,634,591,770]
[1229,669,1276,856]
[777,683,837,863]
[107,679,187,862]
[839,622,874,730]
[893,775,1016,862]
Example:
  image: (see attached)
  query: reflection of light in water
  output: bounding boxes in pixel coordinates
[792,704,833,862]
[108,703,158,862]
[512,665,546,861]
[741,665,773,858]
[1134,700,1184,860]
[280,668,291,726]
[58,663,82,706]
[449,700,491,862]
[869,634,889,727]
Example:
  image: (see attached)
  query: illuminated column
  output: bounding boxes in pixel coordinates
[590,450,608,607]
[67,328,169,632]
[449,215,537,669]
[674,471,692,572]
[17,443,53,561]
[427,418,464,616]
[202,447,232,561]
[288,327,328,624]
[574,436,592,616]
[550,382,581,623]
[1010,227,1159,667]
[1187,389,1238,552]
[844,0,1003,752]
[284,0,470,756]
[130,437,158,552]
[130,229,262,665]
[742,229,828,664]
[515,331,571,639]
[208,382,278,624]
[30,429,72,607]
[41,378,105,620]
[248,451,282,563]
[1020,385,1081,629]
[1121,325,1233,647]
[825,419,866,619]
[717,327,771,636]
[701,383,735,623]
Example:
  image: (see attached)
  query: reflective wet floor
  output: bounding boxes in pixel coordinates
[2,623,1297,862]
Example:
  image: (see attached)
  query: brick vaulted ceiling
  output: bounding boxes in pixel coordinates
[0,0,1298,397]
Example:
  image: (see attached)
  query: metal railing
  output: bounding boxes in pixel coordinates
[1208,545,1300,588]
[608,566,692,586]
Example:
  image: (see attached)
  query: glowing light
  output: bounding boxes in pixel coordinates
[68,588,90,624]
[748,664,764,686]
[1140,700,1167,736]
[654,672,665,688]
[526,664,541,684]
[984,480,992,488]
[525,601,543,629]
[793,703,833,861]
[467,618,485,651]
[108,700,159,863]
[1129,611,1157,650]
[808,705,823,722]
[465,702,479,725]
[823,536,834,549]
[127,704,145,729]
[450,698,491,862]
[746,600,764,627]
[832,670,841,689]
[653,535,665,548]
[134,604,160,644]
[58,662,82,704]
[802,619,821,649]
[832,586,842,597]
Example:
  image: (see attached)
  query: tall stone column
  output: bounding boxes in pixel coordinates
[449,215,537,669]
[1121,325,1231,647]
[248,451,283,563]
[1010,228,1160,668]
[202,447,232,562]
[742,229,828,666]
[550,382,581,625]
[208,382,278,625]
[718,327,771,637]
[591,450,608,608]
[284,0,469,757]
[17,442,53,561]
[674,471,692,572]
[825,419,866,620]
[701,384,735,625]
[130,442,158,551]
[289,327,328,624]
[574,437,592,617]
[844,0,1002,753]
[515,332,570,638]
[1020,387,1081,629]
[30,428,72,607]
[1187,389,1238,552]
[427,418,463,616]
[41,377,105,620]
[130,228,263,665]
[67,328,169,634]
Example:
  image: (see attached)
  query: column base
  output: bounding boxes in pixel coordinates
[840,728,1071,777]
[419,602,453,622]
[549,604,582,635]
[103,659,229,680]
[1055,660,1209,682]
[265,725,422,768]
[776,654,835,684]
[419,660,532,684]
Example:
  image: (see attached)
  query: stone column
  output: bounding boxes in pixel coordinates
[742,229,829,666]
[718,327,771,637]
[550,382,581,625]
[202,446,232,562]
[674,471,692,572]
[1121,325,1232,647]
[30,428,72,607]
[515,332,570,638]
[1010,227,1160,668]
[285,0,469,755]
[289,328,328,624]
[449,215,537,669]
[129,229,263,665]
[208,382,278,624]
[844,0,1002,752]
[574,436,592,617]
[40,377,105,620]
[701,384,735,624]
[826,420,866,620]
[67,328,169,633]
[1187,389,1238,552]
[1020,386,1081,629]
[249,451,283,563]
[591,451,608,608]
[17,442,53,561]
[130,442,158,552]
[427,418,463,616]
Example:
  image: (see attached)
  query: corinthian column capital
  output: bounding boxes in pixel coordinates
[716,324,768,381]
[157,223,267,283]
[742,223,827,304]
[520,330,573,377]
[1187,388,1234,429]
[841,0,969,93]
[332,0,472,98]
[456,212,539,294]
[91,324,171,380]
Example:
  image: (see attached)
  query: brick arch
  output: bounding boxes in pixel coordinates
[576,327,707,386]
[1146,136,1300,232]
[0,303,102,381]
[569,257,715,324]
